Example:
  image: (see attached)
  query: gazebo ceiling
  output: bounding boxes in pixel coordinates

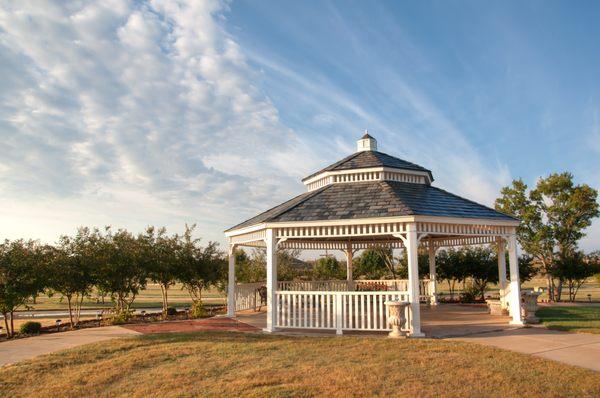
[226,134,515,235]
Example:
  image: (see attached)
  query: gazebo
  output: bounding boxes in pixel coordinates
[225,134,523,337]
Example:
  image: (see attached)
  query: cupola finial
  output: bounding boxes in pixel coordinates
[357,130,377,152]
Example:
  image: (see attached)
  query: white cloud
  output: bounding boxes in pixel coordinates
[0,0,314,244]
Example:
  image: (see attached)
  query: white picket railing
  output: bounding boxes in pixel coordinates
[277,280,349,291]
[275,290,410,334]
[234,282,264,311]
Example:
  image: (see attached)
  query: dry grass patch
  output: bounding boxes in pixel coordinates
[1,331,599,397]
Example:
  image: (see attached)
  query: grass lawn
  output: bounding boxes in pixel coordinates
[1,332,599,397]
[537,306,600,334]
[19,283,226,312]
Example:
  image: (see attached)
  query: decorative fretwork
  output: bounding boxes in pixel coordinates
[306,169,428,191]
[227,221,516,248]
[229,229,266,246]
[423,235,498,249]
[280,240,404,250]
[416,222,511,237]
[276,222,409,239]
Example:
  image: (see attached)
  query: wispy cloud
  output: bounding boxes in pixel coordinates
[0,0,314,243]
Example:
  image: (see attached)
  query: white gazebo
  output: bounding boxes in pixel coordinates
[225,134,523,337]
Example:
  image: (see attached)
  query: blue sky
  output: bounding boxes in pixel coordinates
[0,0,599,250]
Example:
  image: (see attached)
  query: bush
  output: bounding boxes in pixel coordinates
[19,321,42,335]
[166,307,178,316]
[189,302,206,318]
[110,310,133,325]
[459,284,481,303]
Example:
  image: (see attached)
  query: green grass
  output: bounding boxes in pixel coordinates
[20,283,226,312]
[1,331,599,397]
[537,306,600,334]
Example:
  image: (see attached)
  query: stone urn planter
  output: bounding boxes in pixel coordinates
[385,300,409,338]
[521,291,541,324]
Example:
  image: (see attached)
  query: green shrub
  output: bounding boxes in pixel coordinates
[459,284,480,303]
[19,321,42,335]
[166,307,178,316]
[189,302,206,318]
[110,310,133,325]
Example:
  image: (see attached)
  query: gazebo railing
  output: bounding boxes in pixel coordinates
[277,280,350,291]
[234,282,263,311]
[234,279,433,313]
[275,290,410,334]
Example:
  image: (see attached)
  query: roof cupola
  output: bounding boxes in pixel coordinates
[357,131,377,152]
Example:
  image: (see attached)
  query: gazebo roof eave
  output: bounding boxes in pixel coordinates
[224,214,519,238]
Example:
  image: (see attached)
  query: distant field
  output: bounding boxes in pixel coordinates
[18,283,226,312]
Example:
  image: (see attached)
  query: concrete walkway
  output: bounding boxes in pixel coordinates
[453,327,600,372]
[0,326,140,367]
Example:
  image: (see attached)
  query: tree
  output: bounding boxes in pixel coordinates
[276,248,303,281]
[495,173,599,301]
[95,228,147,317]
[462,247,498,301]
[313,256,343,280]
[505,253,537,285]
[552,251,599,302]
[48,228,98,327]
[141,226,180,317]
[178,227,225,318]
[0,240,47,337]
[353,249,389,279]
[235,247,303,283]
[436,248,467,299]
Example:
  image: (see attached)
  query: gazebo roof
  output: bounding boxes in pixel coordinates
[226,134,515,233]
[301,150,434,182]
[226,180,514,232]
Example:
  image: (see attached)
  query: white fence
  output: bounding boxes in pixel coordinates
[234,282,264,311]
[275,291,410,334]
[277,280,349,291]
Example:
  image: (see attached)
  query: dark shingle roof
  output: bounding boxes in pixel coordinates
[226,181,516,231]
[302,150,433,182]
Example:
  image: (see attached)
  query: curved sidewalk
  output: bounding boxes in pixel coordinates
[0,326,140,367]
[453,326,600,372]
[0,317,258,367]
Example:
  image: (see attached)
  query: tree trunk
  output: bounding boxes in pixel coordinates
[556,279,563,302]
[10,312,14,338]
[3,312,10,338]
[67,295,74,328]
[546,273,554,301]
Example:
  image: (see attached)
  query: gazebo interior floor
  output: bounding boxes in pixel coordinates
[235,304,516,339]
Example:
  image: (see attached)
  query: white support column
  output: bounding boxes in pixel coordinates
[428,242,438,306]
[507,234,524,325]
[406,224,425,337]
[227,244,236,317]
[497,237,508,310]
[264,229,278,332]
[345,243,354,291]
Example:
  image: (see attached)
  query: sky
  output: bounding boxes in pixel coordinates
[0,0,599,251]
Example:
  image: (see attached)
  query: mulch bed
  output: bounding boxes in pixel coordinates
[122,317,259,334]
